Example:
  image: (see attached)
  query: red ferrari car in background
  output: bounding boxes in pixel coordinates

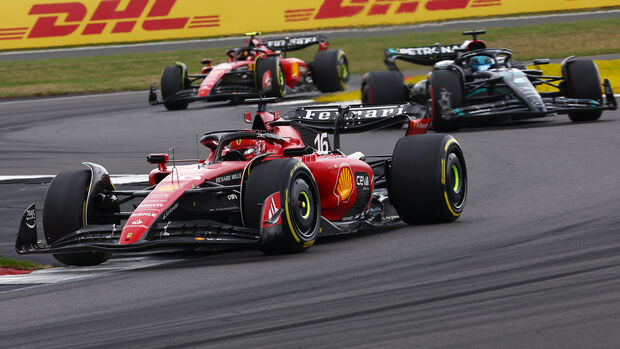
[16,98,466,266]
[149,32,349,110]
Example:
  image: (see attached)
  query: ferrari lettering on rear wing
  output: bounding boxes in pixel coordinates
[283,103,427,133]
[264,35,327,52]
[384,44,461,66]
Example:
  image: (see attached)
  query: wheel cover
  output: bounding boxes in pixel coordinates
[451,164,460,192]
[290,177,316,239]
[446,152,466,209]
[278,68,285,95]
[340,58,349,80]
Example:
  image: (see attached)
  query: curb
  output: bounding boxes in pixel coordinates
[0,268,33,276]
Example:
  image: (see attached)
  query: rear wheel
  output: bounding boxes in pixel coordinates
[242,159,320,254]
[43,169,111,266]
[564,59,602,122]
[256,56,285,98]
[161,65,189,110]
[312,49,349,93]
[361,71,408,104]
[389,134,467,224]
[429,70,464,132]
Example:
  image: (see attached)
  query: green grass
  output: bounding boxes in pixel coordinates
[1,17,619,98]
[0,256,50,270]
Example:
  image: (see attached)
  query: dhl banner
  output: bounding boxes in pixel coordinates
[1,0,617,51]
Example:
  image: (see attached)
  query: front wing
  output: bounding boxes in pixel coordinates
[149,84,260,105]
[441,80,617,121]
[16,204,261,255]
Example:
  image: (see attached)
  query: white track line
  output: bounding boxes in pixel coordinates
[0,90,145,105]
[0,256,176,285]
[0,174,149,184]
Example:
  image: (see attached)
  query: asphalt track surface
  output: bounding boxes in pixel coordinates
[0,86,619,348]
[1,9,619,61]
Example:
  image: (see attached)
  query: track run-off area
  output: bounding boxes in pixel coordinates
[0,84,619,347]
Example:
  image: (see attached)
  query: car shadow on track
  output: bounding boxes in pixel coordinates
[128,224,416,271]
[450,118,615,134]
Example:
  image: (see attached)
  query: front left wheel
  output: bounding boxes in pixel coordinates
[429,69,464,132]
[361,71,408,105]
[256,56,285,98]
[563,59,603,122]
[242,159,321,254]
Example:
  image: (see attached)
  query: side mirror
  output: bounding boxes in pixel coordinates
[523,69,543,76]
[201,58,212,66]
[532,59,550,65]
[147,153,169,164]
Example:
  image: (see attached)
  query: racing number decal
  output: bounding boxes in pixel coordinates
[313,132,330,155]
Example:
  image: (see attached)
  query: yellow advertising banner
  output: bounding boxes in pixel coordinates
[1,0,617,51]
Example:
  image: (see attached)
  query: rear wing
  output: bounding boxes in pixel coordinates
[264,35,328,52]
[384,44,462,69]
[281,104,430,150]
[283,104,425,132]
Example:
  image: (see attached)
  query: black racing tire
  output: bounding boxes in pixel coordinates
[389,134,467,224]
[564,59,602,122]
[43,169,111,266]
[256,56,285,98]
[161,65,189,111]
[361,71,408,105]
[242,159,321,254]
[429,70,464,132]
[312,49,349,93]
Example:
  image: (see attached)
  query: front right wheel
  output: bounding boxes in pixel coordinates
[389,134,467,224]
[161,64,189,111]
[43,169,111,266]
[312,49,349,93]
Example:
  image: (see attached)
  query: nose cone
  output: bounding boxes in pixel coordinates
[119,182,184,245]
[198,86,210,97]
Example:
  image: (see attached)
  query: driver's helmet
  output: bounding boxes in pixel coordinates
[236,49,252,61]
[222,138,266,160]
[469,55,494,72]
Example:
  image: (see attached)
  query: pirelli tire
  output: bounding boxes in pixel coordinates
[256,56,285,98]
[161,64,189,111]
[429,69,464,132]
[563,59,603,122]
[389,134,467,224]
[361,71,408,105]
[43,169,111,266]
[242,158,321,254]
[312,49,349,93]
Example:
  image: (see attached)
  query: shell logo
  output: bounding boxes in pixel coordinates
[335,165,353,203]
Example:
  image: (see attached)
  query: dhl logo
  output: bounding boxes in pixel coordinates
[284,0,500,22]
[0,0,220,41]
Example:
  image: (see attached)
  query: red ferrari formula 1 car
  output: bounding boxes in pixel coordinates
[16,99,466,266]
[149,32,349,110]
